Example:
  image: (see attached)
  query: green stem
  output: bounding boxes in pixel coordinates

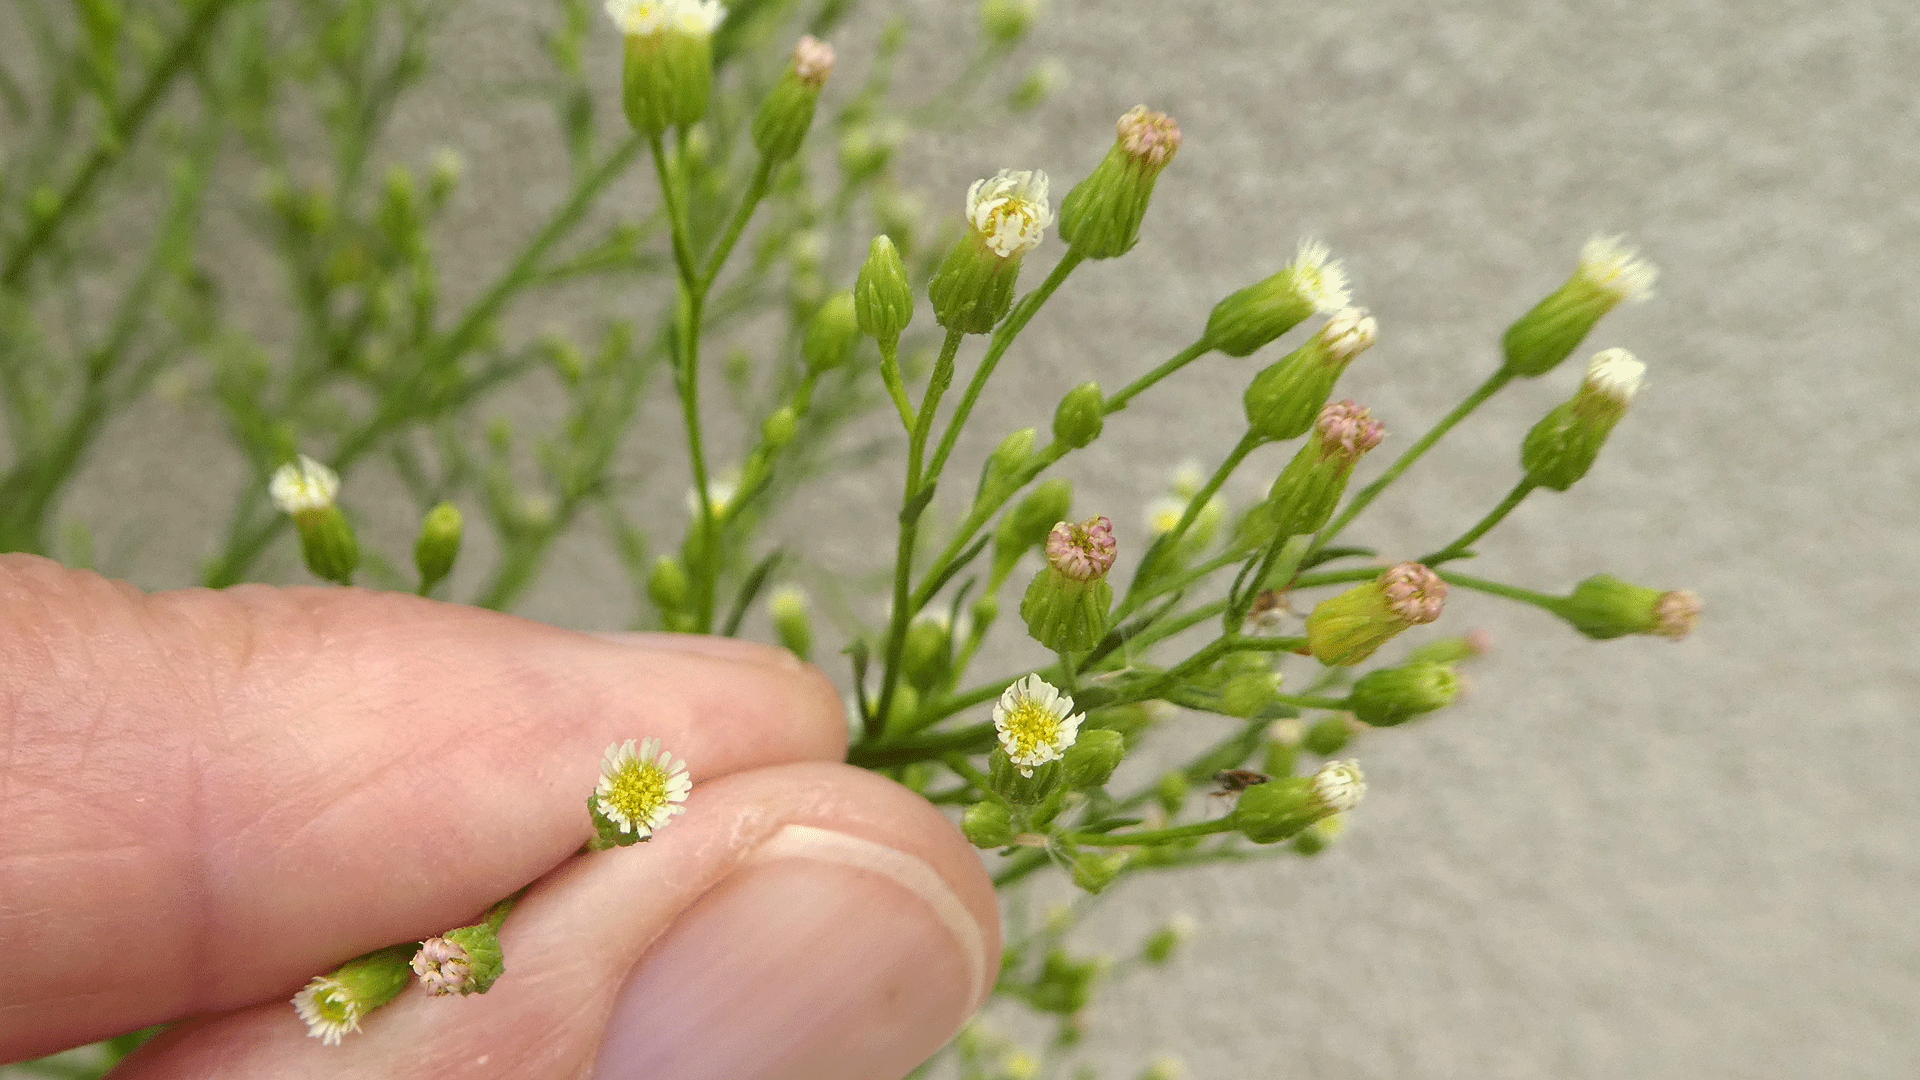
[1121,430,1261,614]
[0,0,243,289]
[1434,568,1564,611]
[922,249,1084,484]
[652,137,719,630]
[1419,478,1537,566]
[1102,339,1212,414]
[1310,367,1515,556]
[846,721,997,768]
[877,338,916,430]
[697,157,774,291]
[1276,693,1349,711]
[1070,818,1237,847]
[940,752,993,795]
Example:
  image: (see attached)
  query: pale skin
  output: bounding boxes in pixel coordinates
[0,554,1000,1079]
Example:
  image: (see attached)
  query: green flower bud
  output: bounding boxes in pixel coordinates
[292,944,416,1044]
[1071,850,1127,894]
[1007,60,1061,113]
[981,0,1039,43]
[648,554,689,615]
[1058,106,1181,260]
[413,501,463,593]
[970,592,1000,632]
[761,404,798,449]
[1263,737,1300,779]
[1242,308,1378,441]
[1292,813,1343,856]
[769,584,812,661]
[613,1,723,138]
[1521,348,1645,490]
[1234,760,1364,843]
[1349,660,1460,727]
[1141,913,1195,965]
[1086,702,1158,748]
[1029,949,1102,1015]
[989,751,1062,806]
[1260,399,1385,537]
[962,800,1016,848]
[883,682,920,734]
[1553,574,1701,641]
[1305,562,1447,666]
[1021,517,1116,651]
[1062,728,1124,789]
[901,614,953,691]
[1406,630,1492,665]
[1503,235,1657,378]
[1220,670,1284,718]
[752,36,833,165]
[1206,241,1351,357]
[802,290,860,374]
[976,427,1036,508]
[1303,715,1352,755]
[1154,771,1189,816]
[929,169,1052,334]
[1051,381,1106,448]
[269,456,357,586]
[854,234,913,349]
[993,477,1073,581]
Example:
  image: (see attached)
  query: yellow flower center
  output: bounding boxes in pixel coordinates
[606,760,671,823]
[1000,699,1062,758]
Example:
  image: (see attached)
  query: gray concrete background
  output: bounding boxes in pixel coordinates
[21,0,1920,1076]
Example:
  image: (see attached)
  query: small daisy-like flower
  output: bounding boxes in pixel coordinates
[792,34,834,86]
[1171,459,1207,498]
[1289,240,1352,315]
[1652,589,1702,640]
[992,674,1084,777]
[292,977,361,1045]
[594,737,693,838]
[684,473,739,519]
[410,937,472,997]
[1583,347,1645,404]
[605,0,723,36]
[1311,759,1366,812]
[966,169,1053,258]
[269,455,339,515]
[1145,494,1186,535]
[1577,233,1659,304]
[1319,306,1377,363]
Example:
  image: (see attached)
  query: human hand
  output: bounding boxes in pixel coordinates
[0,555,1000,1079]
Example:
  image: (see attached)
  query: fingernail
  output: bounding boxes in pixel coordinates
[594,826,984,1080]
[592,631,802,671]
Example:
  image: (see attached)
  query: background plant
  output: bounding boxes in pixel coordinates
[0,0,1704,1076]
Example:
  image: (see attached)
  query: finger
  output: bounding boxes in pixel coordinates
[111,762,1001,1080]
[0,555,847,1061]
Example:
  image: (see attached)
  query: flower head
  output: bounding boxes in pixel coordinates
[269,454,339,515]
[1116,105,1182,168]
[604,0,724,36]
[410,937,473,997]
[1319,306,1377,363]
[1310,759,1366,812]
[292,977,363,1045]
[1045,516,1117,581]
[1289,240,1352,316]
[992,674,1084,776]
[1583,347,1645,404]
[1312,399,1385,462]
[792,34,834,86]
[1653,589,1702,640]
[1577,234,1658,305]
[594,737,692,838]
[966,169,1053,258]
[1381,561,1447,625]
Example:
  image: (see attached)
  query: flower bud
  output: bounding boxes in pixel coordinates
[1062,727,1124,789]
[1553,574,1701,641]
[1292,813,1344,856]
[609,0,725,138]
[962,799,1016,848]
[1007,59,1061,112]
[976,427,1036,507]
[410,501,464,593]
[1302,714,1352,755]
[1242,307,1377,441]
[1305,561,1447,666]
[752,35,833,164]
[1521,348,1645,490]
[769,584,812,660]
[901,613,953,691]
[1142,913,1195,965]
[1258,399,1385,536]
[883,682,920,733]
[1022,517,1116,652]
[761,404,798,449]
[1155,770,1190,816]
[648,554,690,615]
[1058,105,1181,260]
[1205,241,1352,358]
[292,944,416,1044]
[802,290,860,374]
[1220,670,1283,718]
[412,919,505,996]
[929,169,1052,334]
[1349,660,1459,727]
[1051,381,1105,448]
[1503,234,1657,378]
[1233,759,1363,843]
[1406,630,1491,665]
[1071,849,1128,894]
[993,477,1073,580]
[854,234,913,350]
[989,751,1062,805]
[270,455,358,585]
[981,0,1038,43]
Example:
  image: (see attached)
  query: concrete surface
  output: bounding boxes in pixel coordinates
[13,0,1919,1076]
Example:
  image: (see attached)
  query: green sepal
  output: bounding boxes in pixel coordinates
[1019,568,1112,652]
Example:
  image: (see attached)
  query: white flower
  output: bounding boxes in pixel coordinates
[594,737,693,838]
[604,0,724,37]
[992,674,1084,777]
[1583,347,1645,403]
[291,976,362,1045]
[1320,305,1377,362]
[1577,233,1658,304]
[1145,494,1185,535]
[1288,240,1351,315]
[792,34,835,86]
[683,472,739,519]
[1310,759,1366,812]
[269,455,339,515]
[966,169,1053,258]
[1170,458,1207,498]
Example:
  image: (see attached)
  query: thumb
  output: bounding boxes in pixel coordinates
[112,762,1001,1080]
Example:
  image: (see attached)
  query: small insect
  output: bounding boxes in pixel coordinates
[1211,769,1271,797]
[1244,589,1295,632]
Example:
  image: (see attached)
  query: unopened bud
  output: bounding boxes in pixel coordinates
[1051,381,1105,448]
[1071,849,1127,894]
[854,234,913,349]
[413,501,463,593]
[1521,348,1645,490]
[1349,660,1459,726]
[1062,727,1124,789]
[1302,715,1352,755]
[769,584,813,660]
[1305,561,1447,666]
[976,427,1036,507]
[609,0,724,137]
[1206,241,1352,358]
[1503,234,1657,378]
[962,800,1016,848]
[1553,574,1700,641]
[1058,105,1182,259]
[1242,308,1378,441]
[1142,913,1195,965]
[648,554,690,615]
[1258,399,1385,536]
[993,478,1073,581]
[412,918,505,996]
[981,0,1038,43]
[753,36,833,164]
[901,613,953,691]
[802,290,860,373]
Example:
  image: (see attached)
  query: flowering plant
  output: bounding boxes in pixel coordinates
[0,0,1695,1075]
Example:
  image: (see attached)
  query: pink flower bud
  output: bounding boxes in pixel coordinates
[1045,515,1117,581]
[1381,562,1447,625]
